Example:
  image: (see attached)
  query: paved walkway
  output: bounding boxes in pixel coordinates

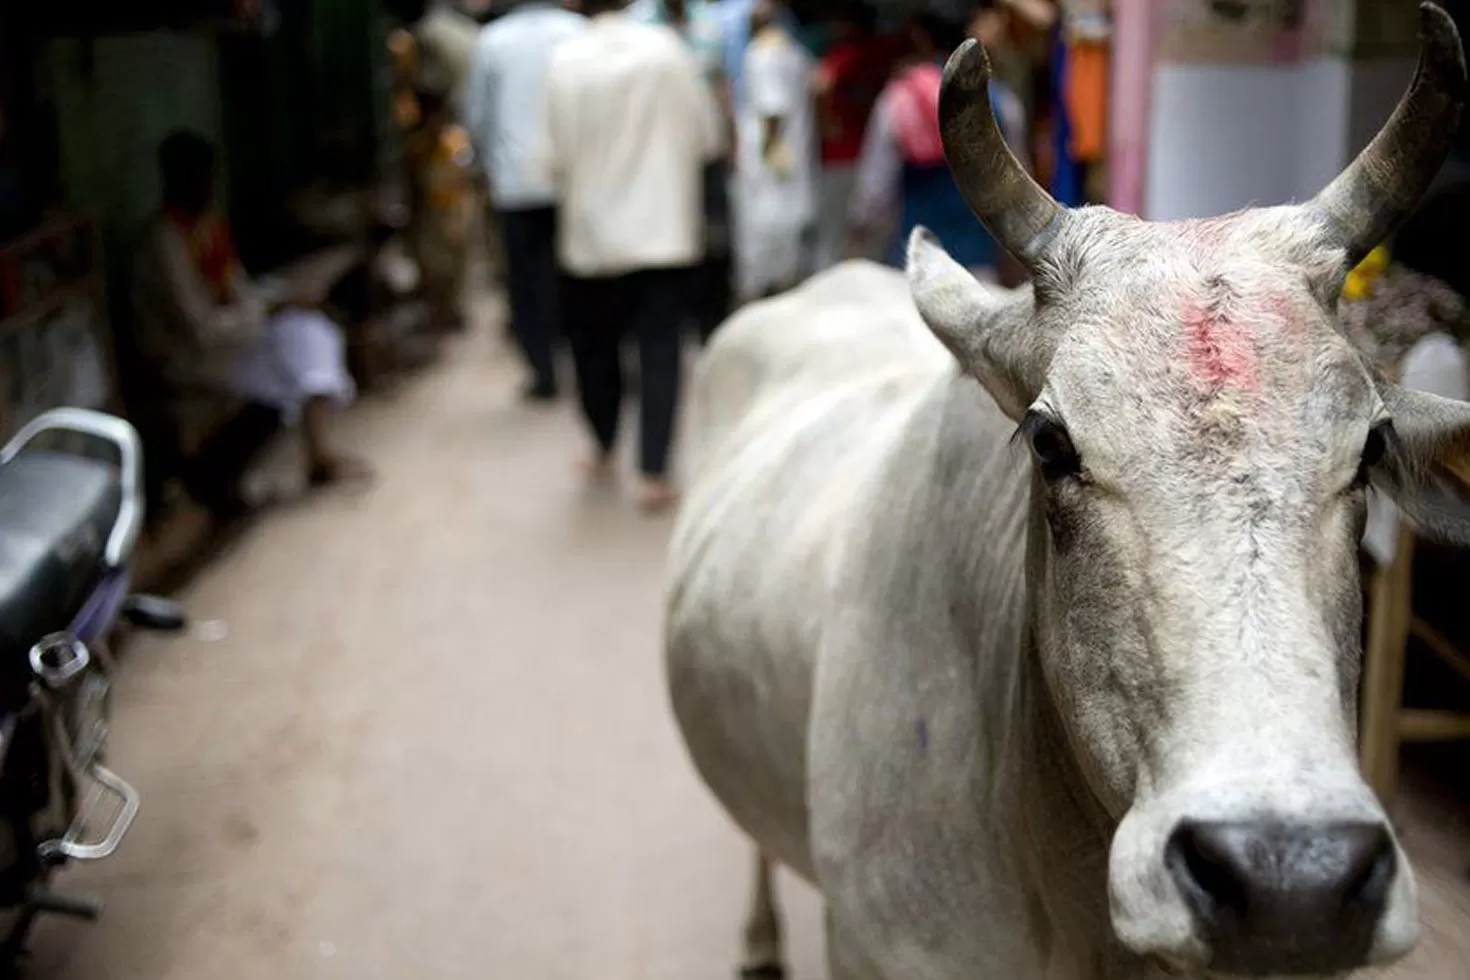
[26,305,1470,979]
[30,317,823,979]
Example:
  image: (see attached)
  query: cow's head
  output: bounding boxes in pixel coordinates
[908,4,1468,976]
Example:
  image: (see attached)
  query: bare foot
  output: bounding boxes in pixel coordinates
[637,477,678,514]
[578,451,615,485]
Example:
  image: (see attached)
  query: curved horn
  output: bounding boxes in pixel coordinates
[939,38,1064,267]
[1310,3,1467,267]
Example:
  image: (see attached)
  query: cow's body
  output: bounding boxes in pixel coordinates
[666,262,953,875]
[668,262,1112,977]
[666,13,1469,980]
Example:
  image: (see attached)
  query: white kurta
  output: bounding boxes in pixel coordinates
[532,14,725,278]
[733,28,817,300]
[227,306,356,424]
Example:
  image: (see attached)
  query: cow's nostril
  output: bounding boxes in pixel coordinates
[1165,819,1396,975]
[1167,822,1251,917]
[1340,824,1397,909]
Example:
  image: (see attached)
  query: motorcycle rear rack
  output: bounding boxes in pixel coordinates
[28,634,138,864]
[36,759,139,865]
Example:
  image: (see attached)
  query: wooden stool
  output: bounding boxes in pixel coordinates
[1360,520,1470,805]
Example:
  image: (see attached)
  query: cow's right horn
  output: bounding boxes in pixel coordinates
[939,38,1064,268]
[1309,2,1467,269]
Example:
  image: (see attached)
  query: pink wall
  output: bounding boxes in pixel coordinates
[1108,0,1163,215]
[1107,0,1334,216]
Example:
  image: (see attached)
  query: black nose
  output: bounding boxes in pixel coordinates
[1166,820,1396,975]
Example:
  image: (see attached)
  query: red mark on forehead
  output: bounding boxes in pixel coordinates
[1181,290,1260,394]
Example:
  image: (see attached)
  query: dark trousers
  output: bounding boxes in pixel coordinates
[500,206,560,392]
[694,161,733,344]
[560,267,688,478]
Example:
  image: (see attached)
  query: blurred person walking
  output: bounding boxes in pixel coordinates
[132,131,370,521]
[717,0,798,115]
[628,0,726,76]
[626,0,736,342]
[849,5,1027,280]
[466,0,588,400]
[732,0,817,302]
[810,0,900,270]
[534,0,724,511]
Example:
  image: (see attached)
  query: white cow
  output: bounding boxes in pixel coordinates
[666,6,1470,979]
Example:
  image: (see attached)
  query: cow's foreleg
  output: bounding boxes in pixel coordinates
[739,851,785,979]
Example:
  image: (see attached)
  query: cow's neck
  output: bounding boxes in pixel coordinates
[816,374,1171,979]
[938,368,1138,973]
[1010,478,1149,977]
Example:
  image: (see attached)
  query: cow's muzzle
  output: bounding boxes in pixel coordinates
[1165,819,1395,976]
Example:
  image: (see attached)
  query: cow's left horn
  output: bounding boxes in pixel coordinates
[939,38,1064,268]
[1309,2,1467,268]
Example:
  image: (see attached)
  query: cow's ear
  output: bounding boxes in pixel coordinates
[906,227,1047,421]
[1371,382,1470,545]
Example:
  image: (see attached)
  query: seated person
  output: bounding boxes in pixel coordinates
[132,130,370,520]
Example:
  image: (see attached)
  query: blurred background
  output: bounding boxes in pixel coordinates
[0,0,1468,977]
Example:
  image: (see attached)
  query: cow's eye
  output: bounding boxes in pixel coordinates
[1026,415,1081,481]
[1355,421,1391,486]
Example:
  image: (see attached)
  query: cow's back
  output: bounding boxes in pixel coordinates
[681,261,950,482]
[666,261,953,877]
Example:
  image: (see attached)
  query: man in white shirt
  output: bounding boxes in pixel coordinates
[624,0,735,344]
[465,0,587,400]
[535,0,723,511]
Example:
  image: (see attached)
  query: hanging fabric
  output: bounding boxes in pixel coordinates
[1064,38,1108,163]
[1049,26,1085,207]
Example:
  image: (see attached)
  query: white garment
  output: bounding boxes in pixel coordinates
[229,308,357,425]
[534,12,725,277]
[733,29,817,299]
[465,3,588,210]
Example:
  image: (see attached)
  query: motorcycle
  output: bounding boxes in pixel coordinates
[0,407,185,966]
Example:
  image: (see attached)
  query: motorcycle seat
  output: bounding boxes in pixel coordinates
[0,451,122,669]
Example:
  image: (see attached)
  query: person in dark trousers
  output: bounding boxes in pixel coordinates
[623,0,735,344]
[534,0,723,510]
[465,0,588,399]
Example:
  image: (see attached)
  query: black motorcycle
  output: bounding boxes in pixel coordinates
[0,408,185,966]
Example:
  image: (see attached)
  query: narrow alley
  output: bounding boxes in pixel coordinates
[23,316,827,980]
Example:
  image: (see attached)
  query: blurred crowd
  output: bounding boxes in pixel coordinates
[379,0,1076,509]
